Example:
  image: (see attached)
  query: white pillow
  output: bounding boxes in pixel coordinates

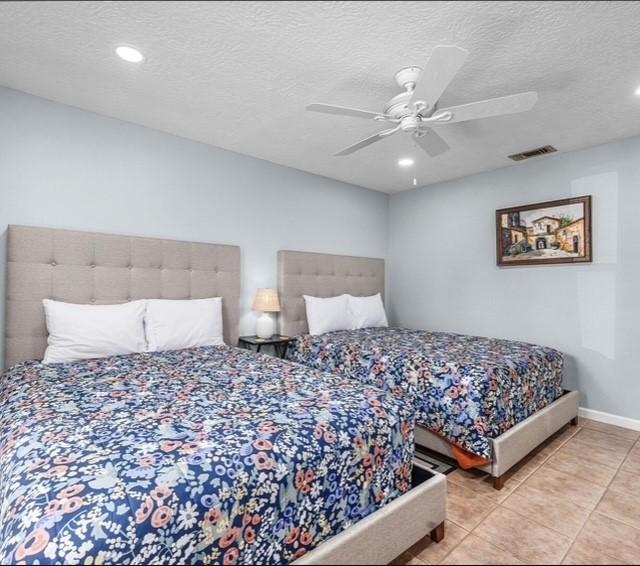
[42,299,148,364]
[303,294,353,335]
[348,293,389,329]
[145,297,223,352]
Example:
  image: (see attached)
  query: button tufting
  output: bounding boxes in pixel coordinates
[128,265,133,270]
[90,263,96,268]
[50,261,57,267]
[90,298,96,304]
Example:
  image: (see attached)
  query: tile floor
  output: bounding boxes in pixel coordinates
[391,418,640,565]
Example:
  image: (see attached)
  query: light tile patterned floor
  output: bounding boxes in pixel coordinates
[391,418,640,565]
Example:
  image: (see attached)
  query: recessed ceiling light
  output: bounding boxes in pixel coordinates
[635,85,640,97]
[398,157,414,167]
[115,45,144,63]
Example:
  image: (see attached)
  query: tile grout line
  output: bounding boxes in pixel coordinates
[549,423,637,563]
[466,508,534,565]
[429,527,472,566]
[399,421,639,566]
[557,427,638,565]
[581,421,640,443]
[593,450,640,532]
[462,424,590,565]
[446,422,580,499]
[435,425,582,565]
[493,423,580,491]
[499,485,592,539]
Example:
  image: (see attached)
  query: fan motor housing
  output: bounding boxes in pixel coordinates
[384,91,413,118]
[400,115,421,132]
[385,66,430,119]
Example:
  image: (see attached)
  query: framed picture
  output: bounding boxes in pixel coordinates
[496,195,592,266]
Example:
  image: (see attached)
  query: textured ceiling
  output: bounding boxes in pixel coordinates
[1,1,640,193]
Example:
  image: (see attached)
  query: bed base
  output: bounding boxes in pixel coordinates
[415,389,580,490]
[294,464,447,565]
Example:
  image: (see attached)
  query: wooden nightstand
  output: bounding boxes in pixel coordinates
[238,335,292,359]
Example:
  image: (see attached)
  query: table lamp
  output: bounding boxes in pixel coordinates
[253,288,280,339]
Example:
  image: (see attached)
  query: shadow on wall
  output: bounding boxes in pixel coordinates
[572,172,619,362]
[562,353,578,398]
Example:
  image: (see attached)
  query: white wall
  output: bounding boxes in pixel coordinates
[0,87,389,367]
[388,136,640,419]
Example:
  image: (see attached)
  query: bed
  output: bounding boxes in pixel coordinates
[0,225,447,565]
[0,345,418,564]
[278,249,579,489]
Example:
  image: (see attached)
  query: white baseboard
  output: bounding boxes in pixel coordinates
[579,406,640,432]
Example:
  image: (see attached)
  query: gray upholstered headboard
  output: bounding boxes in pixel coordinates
[5,225,240,369]
[278,250,385,337]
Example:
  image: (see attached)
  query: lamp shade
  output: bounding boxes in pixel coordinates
[253,288,280,312]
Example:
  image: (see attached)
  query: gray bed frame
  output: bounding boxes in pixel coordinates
[4,224,242,367]
[278,249,579,490]
[3,225,447,565]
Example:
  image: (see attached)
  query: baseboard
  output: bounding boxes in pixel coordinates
[579,406,640,432]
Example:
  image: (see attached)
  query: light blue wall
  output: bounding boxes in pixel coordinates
[388,136,640,419]
[0,87,389,367]
[3,86,639,420]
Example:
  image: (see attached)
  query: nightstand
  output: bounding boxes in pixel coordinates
[239,335,292,359]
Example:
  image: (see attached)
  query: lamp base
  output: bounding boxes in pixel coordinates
[256,312,275,339]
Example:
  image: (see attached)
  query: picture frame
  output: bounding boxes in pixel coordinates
[496,195,592,266]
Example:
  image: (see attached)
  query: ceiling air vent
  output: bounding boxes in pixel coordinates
[508,145,557,161]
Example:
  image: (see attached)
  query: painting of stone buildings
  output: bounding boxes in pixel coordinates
[496,196,592,266]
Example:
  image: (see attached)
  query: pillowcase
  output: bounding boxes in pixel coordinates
[145,297,223,352]
[303,294,353,335]
[348,293,389,329]
[42,299,148,364]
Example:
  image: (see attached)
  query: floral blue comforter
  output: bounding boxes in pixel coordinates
[0,346,414,565]
[286,328,564,460]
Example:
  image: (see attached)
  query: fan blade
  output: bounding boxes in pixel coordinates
[307,103,390,120]
[334,127,400,156]
[414,129,450,157]
[435,91,538,124]
[409,45,469,111]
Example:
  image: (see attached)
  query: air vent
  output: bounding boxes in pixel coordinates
[508,145,557,161]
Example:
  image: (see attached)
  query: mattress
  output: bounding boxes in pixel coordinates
[0,346,414,565]
[286,327,564,461]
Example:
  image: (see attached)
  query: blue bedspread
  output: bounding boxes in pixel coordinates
[286,328,564,460]
[0,346,414,565]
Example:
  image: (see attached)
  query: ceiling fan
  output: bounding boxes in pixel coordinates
[307,45,538,158]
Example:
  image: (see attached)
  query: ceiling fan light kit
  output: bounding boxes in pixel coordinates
[307,45,538,159]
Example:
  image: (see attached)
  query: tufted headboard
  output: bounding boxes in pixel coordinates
[278,250,385,337]
[5,225,240,369]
